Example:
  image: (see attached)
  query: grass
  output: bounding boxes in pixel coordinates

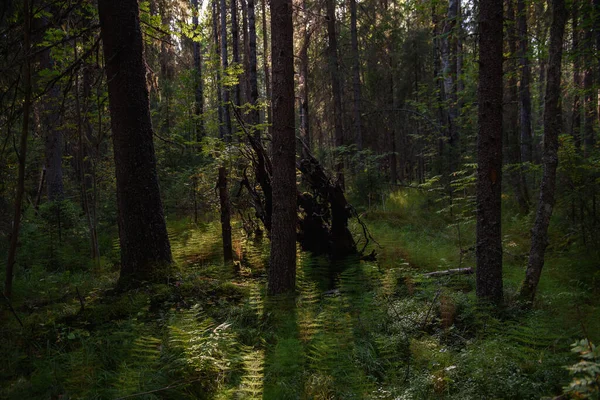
[1,189,599,399]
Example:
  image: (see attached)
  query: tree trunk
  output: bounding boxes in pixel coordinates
[268,0,296,295]
[325,0,344,185]
[441,0,459,169]
[505,0,530,214]
[231,0,241,107]
[476,0,504,304]
[218,166,233,264]
[216,0,234,265]
[572,0,582,149]
[261,0,271,134]
[247,0,260,129]
[5,0,32,299]
[517,0,533,164]
[192,0,205,140]
[583,0,596,154]
[520,0,566,302]
[98,0,172,284]
[213,0,226,139]
[299,0,310,152]
[349,0,362,150]
[220,0,233,137]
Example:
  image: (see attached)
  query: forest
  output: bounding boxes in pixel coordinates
[1,0,600,398]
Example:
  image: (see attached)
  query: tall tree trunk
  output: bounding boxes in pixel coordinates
[506,0,530,214]
[98,0,172,284]
[220,0,233,137]
[476,0,504,304]
[517,0,533,163]
[441,0,459,169]
[520,0,566,302]
[349,0,362,150]
[299,0,310,152]
[261,0,271,133]
[247,0,260,128]
[583,0,596,154]
[213,0,226,139]
[231,0,241,107]
[192,0,205,140]
[5,0,32,299]
[572,0,582,149]
[216,0,234,265]
[268,0,296,295]
[325,0,344,183]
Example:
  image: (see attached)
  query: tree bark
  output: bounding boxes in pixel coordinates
[247,0,260,129]
[441,0,459,168]
[213,0,226,139]
[192,0,205,140]
[5,0,32,299]
[98,0,172,284]
[520,0,566,302]
[231,0,241,107]
[220,0,233,137]
[325,0,344,182]
[583,0,596,154]
[349,0,362,150]
[261,0,271,133]
[572,0,582,149]
[268,0,296,295]
[505,0,530,214]
[517,0,533,164]
[476,0,504,304]
[299,0,310,152]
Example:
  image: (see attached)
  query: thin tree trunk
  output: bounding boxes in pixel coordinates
[517,0,533,163]
[213,0,225,139]
[216,0,234,265]
[192,0,205,140]
[98,0,172,284]
[476,0,504,304]
[261,0,271,133]
[325,0,344,183]
[520,0,566,302]
[220,0,233,137]
[441,0,459,169]
[218,166,233,264]
[232,0,241,107]
[268,0,296,295]
[506,0,530,214]
[349,0,362,150]
[5,0,32,299]
[583,0,596,154]
[248,0,260,128]
[299,0,310,153]
[572,0,582,149]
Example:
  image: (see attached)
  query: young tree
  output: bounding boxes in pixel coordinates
[520,0,567,302]
[97,0,172,284]
[476,0,504,304]
[192,0,205,139]
[517,0,533,164]
[349,0,362,150]
[268,0,296,295]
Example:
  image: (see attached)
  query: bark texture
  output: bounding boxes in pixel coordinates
[98,0,172,283]
[268,0,296,295]
[520,0,566,302]
[476,0,504,304]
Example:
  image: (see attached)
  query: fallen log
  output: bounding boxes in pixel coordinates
[423,267,473,277]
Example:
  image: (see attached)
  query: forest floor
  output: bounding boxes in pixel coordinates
[1,189,599,399]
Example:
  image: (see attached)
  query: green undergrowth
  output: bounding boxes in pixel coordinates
[1,189,599,399]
